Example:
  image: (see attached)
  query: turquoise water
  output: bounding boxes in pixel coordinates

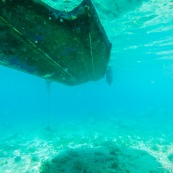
[1,0,173,172]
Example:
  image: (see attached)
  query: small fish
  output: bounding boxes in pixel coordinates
[106,67,113,86]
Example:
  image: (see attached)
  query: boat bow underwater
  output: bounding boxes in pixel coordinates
[0,0,111,85]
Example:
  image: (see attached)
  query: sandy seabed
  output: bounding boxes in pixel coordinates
[0,111,173,173]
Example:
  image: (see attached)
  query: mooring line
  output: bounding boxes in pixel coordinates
[81,56,90,79]
[89,32,95,79]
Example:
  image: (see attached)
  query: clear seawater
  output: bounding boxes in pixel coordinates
[0,0,173,172]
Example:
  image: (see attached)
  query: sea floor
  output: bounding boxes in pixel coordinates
[0,110,173,173]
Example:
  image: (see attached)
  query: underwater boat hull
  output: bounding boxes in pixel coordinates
[0,0,111,85]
